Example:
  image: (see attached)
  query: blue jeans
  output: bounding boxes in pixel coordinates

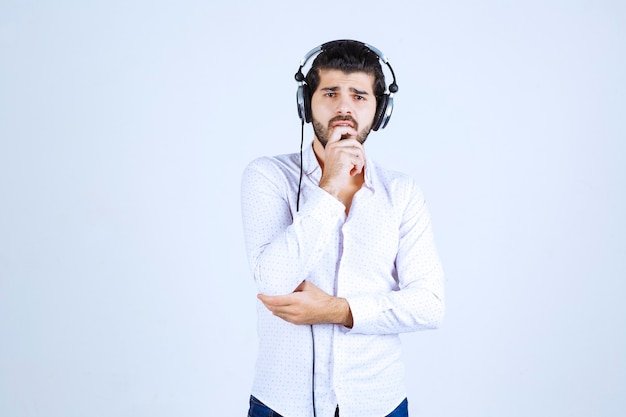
[248,395,408,417]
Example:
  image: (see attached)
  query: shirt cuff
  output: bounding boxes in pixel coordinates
[343,295,384,334]
[298,185,346,222]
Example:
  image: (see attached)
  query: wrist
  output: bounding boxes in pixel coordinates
[318,178,341,199]
[334,297,353,328]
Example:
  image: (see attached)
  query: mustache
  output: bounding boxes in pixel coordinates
[328,115,358,130]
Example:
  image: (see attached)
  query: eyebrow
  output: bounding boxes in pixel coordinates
[321,86,370,95]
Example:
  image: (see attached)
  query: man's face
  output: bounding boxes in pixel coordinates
[310,69,377,147]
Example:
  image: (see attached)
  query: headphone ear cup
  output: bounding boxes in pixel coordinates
[296,85,306,122]
[303,84,312,123]
[372,94,390,131]
[380,94,393,130]
[296,84,313,123]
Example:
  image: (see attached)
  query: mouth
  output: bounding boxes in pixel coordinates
[330,116,356,129]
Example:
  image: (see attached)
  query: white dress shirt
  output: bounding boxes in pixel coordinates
[241,142,445,417]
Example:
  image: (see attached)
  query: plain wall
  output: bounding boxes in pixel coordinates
[1,1,624,416]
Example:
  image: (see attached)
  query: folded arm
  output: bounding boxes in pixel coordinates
[241,157,345,295]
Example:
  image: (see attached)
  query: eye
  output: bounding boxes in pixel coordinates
[324,92,336,98]
[354,95,365,101]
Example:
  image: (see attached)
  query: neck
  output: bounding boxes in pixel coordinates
[312,137,326,168]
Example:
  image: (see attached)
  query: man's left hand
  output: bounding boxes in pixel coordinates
[257,281,353,328]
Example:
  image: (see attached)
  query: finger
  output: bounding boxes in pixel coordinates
[260,301,291,318]
[351,153,366,174]
[257,293,290,307]
[352,147,366,168]
[327,126,358,144]
[331,142,366,163]
[265,304,298,320]
[350,161,363,176]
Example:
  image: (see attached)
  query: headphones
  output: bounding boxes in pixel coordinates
[294,40,399,131]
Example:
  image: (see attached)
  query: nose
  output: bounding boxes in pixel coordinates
[336,94,353,115]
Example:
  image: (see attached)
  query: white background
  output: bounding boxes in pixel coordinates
[1,1,624,416]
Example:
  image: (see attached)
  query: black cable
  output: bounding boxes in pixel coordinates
[296,120,314,414]
[311,324,316,417]
[297,119,304,212]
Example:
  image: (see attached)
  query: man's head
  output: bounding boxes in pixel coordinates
[309,69,376,147]
[305,40,386,103]
[305,41,386,147]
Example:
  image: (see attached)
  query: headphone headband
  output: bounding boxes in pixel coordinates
[294,40,398,131]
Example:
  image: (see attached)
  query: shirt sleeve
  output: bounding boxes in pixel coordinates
[347,179,445,334]
[241,157,346,295]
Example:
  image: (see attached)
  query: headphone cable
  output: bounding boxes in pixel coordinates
[297,119,304,212]
[294,119,314,414]
[311,324,316,417]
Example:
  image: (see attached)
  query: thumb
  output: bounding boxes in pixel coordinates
[294,280,308,292]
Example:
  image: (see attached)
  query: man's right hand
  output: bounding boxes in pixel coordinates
[318,125,366,199]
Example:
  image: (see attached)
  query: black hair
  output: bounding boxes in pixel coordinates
[304,40,386,99]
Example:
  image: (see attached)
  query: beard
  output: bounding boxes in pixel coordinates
[312,115,372,148]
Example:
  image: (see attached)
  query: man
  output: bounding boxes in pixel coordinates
[241,40,444,417]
